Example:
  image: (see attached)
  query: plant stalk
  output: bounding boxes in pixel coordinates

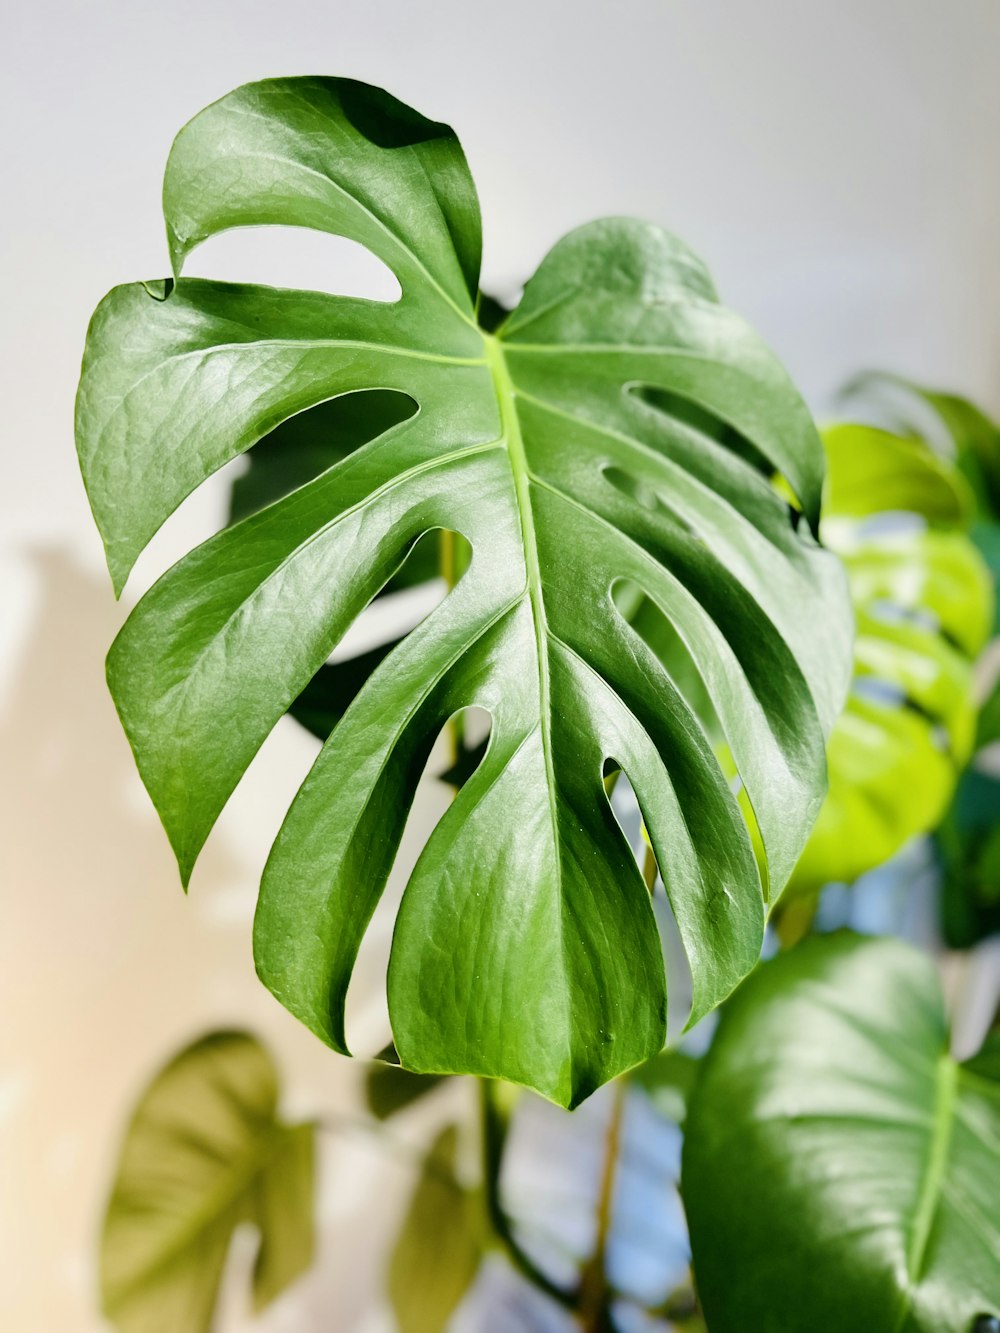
[577,1077,627,1331]
[478,1079,577,1309]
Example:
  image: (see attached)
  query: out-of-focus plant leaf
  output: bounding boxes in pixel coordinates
[845,371,1000,519]
[936,765,1000,948]
[966,1034,1000,1082]
[788,424,992,895]
[287,642,401,743]
[971,523,1000,635]
[101,1031,315,1333]
[438,736,489,789]
[683,932,1000,1332]
[76,76,852,1105]
[629,1049,699,1125]
[975,676,1000,751]
[841,376,1000,943]
[365,1062,446,1120]
[388,1125,481,1333]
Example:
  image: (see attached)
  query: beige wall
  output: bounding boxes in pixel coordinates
[3,1,1000,1328]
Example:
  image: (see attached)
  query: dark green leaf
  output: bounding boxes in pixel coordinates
[683,933,1000,1332]
[936,766,1000,948]
[76,76,852,1105]
[100,1031,315,1333]
[972,521,1000,634]
[288,643,402,742]
[388,1126,481,1333]
[630,1049,699,1125]
[365,1062,446,1120]
[975,674,1000,751]
[965,1034,1000,1082]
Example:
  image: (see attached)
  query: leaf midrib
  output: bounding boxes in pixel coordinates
[485,334,565,973]
[892,1052,958,1332]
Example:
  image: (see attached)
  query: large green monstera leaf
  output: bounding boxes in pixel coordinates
[682,933,1000,1332]
[76,77,851,1106]
[789,424,992,894]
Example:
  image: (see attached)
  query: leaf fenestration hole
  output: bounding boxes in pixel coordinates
[610,578,770,902]
[438,705,491,791]
[603,465,661,514]
[864,598,939,635]
[628,382,773,477]
[610,759,701,1040]
[288,526,473,750]
[231,390,418,524]
[610,579,720,744]
[604,763,648,878]
[343,705,490,1060]
[181,225,403,303]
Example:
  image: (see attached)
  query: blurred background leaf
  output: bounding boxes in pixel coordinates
[100,1031,315,1333]
[388,1125,482,1333]
[788,422,993,898]
[365,1060,447,1121]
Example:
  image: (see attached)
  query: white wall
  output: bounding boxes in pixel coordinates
[2,2,999,1329]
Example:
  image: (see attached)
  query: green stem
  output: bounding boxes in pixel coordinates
[478,1079,577,1309]
[641,839,658,895]
[577,1077,627,1331]
[439,527,466,767]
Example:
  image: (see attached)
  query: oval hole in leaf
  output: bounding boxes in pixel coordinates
[280,526,464,744]
[230,389,418,523]
[603,465,661,514]
[343,699,491,1055]
[855,510,928,540]
[629,383,774,476]
[182,225,402,302]
[611,578,718,740]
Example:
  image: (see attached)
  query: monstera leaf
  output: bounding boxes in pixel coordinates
[789,424,992,894]
[76,77,851,1106]
[101,1032,315,1332]
[935,671,1000,947]
[682,933,1000,1332]
[846,371,1000,524]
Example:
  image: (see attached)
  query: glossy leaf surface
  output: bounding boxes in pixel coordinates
[100,1032,315,1332]
[790,424,992,894]
[683,933,1000,1332]
[76,77,851,1105]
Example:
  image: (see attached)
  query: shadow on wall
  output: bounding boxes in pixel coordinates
[0,546,247,1011]
[0,547,444,1333]
[0,548,253,1327]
